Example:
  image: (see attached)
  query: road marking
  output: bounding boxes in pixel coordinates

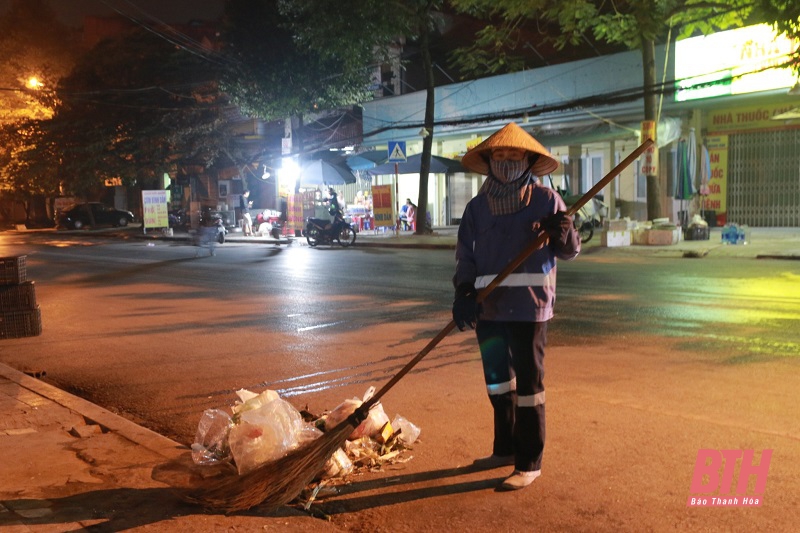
[297,321,345,332]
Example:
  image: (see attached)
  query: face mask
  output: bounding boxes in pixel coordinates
[489,157,530,183]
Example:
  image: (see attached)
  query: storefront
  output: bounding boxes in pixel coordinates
[359,23,799,228]
[701,102,800,226]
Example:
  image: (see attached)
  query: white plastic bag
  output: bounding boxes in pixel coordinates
[322,448,354,479]
[324,386,389,440]
[191,408,233,465]
[391,414,421,445]
[232,388,280,415]
[324,397,361,432]
[350,401,389,440]
[228,389,315,475]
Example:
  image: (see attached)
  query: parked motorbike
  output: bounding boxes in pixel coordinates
[572,195,608,243]
[304,215,356,247]
[552,178,608,243]
[168,208,188,229]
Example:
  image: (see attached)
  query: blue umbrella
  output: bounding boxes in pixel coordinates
[367,153,465,175]
[298,160,356,187]
[346,151,388,171]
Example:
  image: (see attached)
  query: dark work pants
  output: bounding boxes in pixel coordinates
[476,320,547,472]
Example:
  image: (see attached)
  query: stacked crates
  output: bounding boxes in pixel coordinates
[0,256,42,339]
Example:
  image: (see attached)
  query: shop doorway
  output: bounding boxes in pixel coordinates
[728,128,800,226]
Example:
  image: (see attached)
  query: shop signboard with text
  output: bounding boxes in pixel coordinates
[707,103,800,132]
[675,24,797,101]
[371,184,395,228]
[704,135,728,226]
[142,190,169,229]
[640,121,658,176]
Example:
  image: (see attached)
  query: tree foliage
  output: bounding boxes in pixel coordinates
[46,28,232,196]
[757,0,800,75]
[220,0,397,122]
[450,0,758,77]
[449,0,776,220]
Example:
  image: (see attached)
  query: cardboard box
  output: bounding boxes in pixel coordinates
[645,228,680,245]
[601,230,631,247]
[604,220,629,232]
[631,228,649,245]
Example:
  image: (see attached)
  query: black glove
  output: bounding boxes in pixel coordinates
[452,282,478,331]
[539,211,574,250]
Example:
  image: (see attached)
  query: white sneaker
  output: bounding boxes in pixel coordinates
[500,469,541,490]
[472,454,515,469]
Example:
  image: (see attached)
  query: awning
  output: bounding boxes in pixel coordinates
[531,116,682,148]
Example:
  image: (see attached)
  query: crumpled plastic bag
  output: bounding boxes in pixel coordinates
[323,448,354,479]
[228,388,318,475]
[231,388,280,415]
[191,408,233,465]
[391,414,421,445]
[324,386,390,441]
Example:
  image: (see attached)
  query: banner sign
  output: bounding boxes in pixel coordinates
[704,135,728,225]
[640,121,658,176]
[142,190,169,229]
[372,184,395,228]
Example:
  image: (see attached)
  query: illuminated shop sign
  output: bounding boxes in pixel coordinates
[675,24,797,102]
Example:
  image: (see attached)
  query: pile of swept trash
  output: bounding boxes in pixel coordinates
[189,386,420,506]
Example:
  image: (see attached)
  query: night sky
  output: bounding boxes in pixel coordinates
[0,0,225,27]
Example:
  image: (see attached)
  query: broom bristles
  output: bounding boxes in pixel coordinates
[179,418,355,513]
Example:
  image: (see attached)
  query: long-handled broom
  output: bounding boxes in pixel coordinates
[179,138,654,513]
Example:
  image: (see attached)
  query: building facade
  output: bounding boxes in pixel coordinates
[359,24,800,228]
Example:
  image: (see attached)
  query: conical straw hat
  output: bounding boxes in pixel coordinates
[461,122,559,176]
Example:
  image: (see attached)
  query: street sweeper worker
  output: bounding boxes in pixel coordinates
[452,122,580,491]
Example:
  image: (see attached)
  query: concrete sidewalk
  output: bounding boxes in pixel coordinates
[0,364,328,531]
[1,224,798,530]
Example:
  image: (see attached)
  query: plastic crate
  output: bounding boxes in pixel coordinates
[0,307,42,339]
[0,256,27,285]
[0,281,37,310]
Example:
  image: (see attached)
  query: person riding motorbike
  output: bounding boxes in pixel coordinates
[325,187,344,226]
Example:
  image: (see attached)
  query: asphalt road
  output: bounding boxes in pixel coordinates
[1,232,799,531]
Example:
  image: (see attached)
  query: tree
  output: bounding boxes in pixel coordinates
[220,0,380,123]
[223,0,444,234]
[450,0,761,221]
[48,27,232,196]
[757,0,800,74]
[0,0,76,224]
[0,118,63,224]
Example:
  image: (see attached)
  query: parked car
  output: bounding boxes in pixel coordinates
[57,202,134,230]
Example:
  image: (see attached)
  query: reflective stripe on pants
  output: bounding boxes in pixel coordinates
[477,320,547,472]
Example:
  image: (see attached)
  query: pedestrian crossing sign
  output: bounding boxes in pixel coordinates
[388,141,407,162]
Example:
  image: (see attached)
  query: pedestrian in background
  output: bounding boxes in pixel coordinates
[240,190,252,236]
[452,122,580,490]
[406,200,417,231]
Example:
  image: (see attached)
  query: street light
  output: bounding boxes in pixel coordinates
[26,77,44,89]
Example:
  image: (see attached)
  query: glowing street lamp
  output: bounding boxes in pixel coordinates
[26,77,44,89]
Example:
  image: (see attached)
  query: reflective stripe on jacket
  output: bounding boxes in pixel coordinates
[454,182,579,322]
